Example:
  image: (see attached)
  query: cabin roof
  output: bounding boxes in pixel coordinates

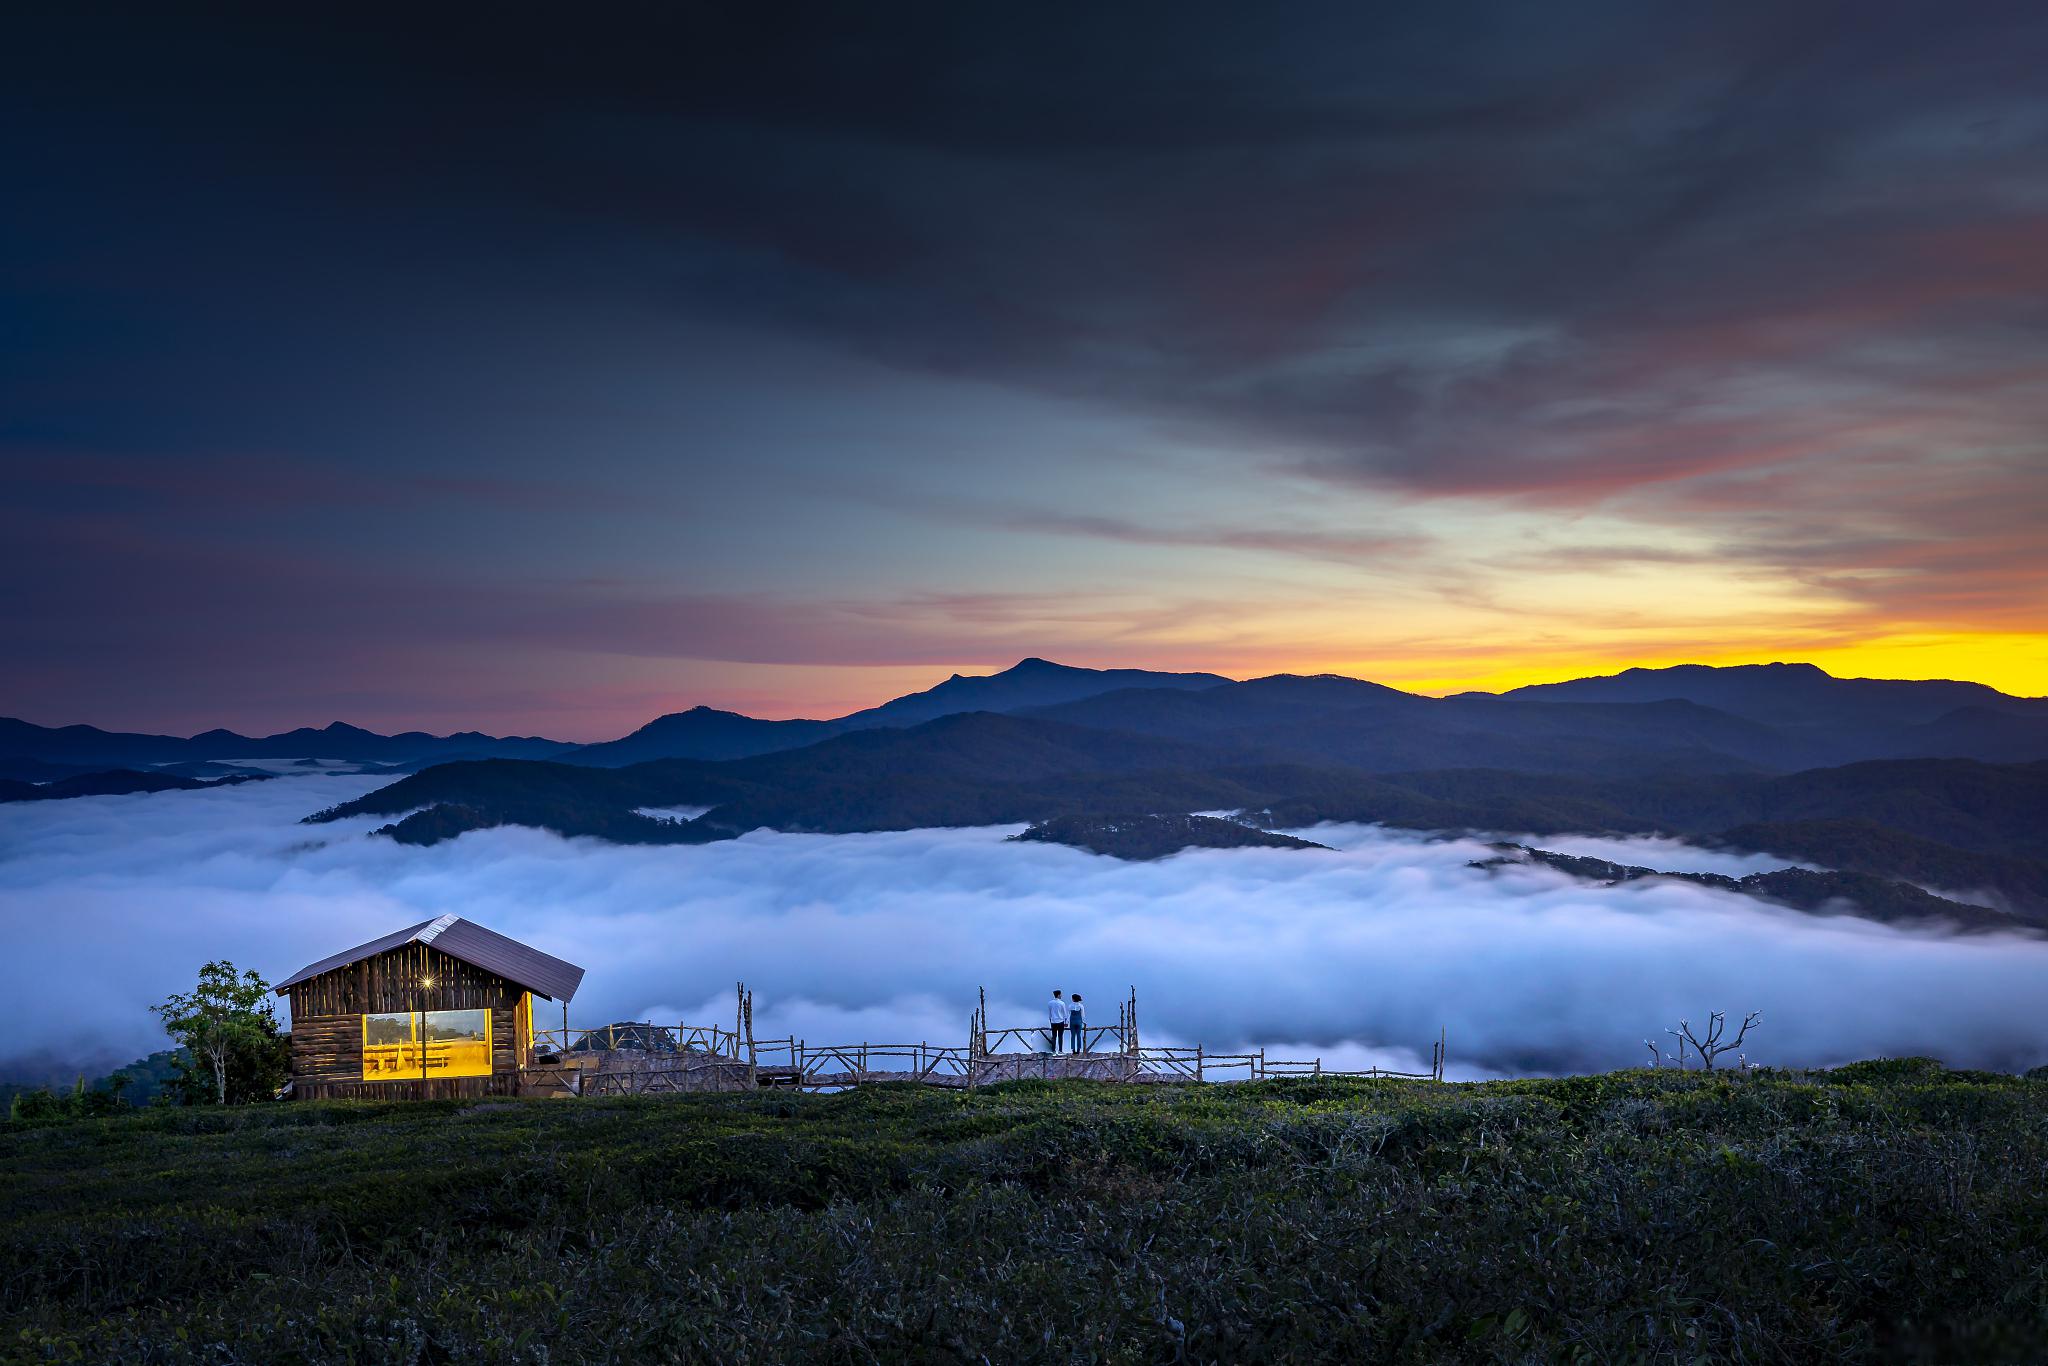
[274,914,585,1002]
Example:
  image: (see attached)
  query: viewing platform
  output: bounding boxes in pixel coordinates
[271,919,1445,1102]
[519,987,1447,1097]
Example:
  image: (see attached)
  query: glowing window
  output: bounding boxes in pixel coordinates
[361,1009,492,1080]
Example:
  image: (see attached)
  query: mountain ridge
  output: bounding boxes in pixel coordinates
[0,716,572,769]
[560,659,1234,765]
[10,659,2044,787]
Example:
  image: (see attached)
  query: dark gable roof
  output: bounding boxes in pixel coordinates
[274,914,585,1002]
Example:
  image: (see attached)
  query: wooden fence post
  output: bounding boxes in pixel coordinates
[742,987,756,1086]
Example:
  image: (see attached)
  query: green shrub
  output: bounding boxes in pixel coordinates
[1825,1055,1949,1084]
[7,1072,130,1122]
[3,1066,2043,1363]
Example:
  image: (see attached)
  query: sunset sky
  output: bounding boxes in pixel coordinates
[5,4,2045,739]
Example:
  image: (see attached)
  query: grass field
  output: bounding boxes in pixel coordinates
[4,1062,2046,1363]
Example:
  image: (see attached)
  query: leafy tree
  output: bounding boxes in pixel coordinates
[150,961,288,1105]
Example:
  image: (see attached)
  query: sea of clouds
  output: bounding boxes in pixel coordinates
[4,776,2047,1082]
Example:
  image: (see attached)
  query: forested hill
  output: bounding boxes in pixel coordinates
[0,769,271,804]
[1473,843,2027,932]
[304,708,2048,925]
[1011,812,1331,859]
[561,660,2048,772]
[559,658,1234,765]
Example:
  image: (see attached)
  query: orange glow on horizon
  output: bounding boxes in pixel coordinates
[1333,632,2048,700]
[522,632,2048,738]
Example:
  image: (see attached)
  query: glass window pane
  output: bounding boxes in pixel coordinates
[424,1009,488,1043]
[361,1010,492,1080]
[363,1012,413,1045]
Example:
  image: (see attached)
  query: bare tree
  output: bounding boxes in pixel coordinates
[1667,1010,1761,1072]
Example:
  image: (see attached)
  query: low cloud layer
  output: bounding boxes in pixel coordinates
[3,778,2045,1082]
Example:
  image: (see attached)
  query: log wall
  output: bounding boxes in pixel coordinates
[287,943,526,1099]
[290,1005,519,1099]
[294,1073,518,1101]
[286,942,521,1018]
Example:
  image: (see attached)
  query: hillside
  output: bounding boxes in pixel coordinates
[1502,660,2046,726]
[561,707,839,766]
[5,1068,2046,1362]
[295,715,2048,929]
[374,801,731,847]
[1011,812,1330,859]
[1501,662,2048,762]
[1714,819,2048,918]
[329,720,2048,850]
[554,659,2048,772]
[561,658,1235,764]
[838,656,1231,728]
[0,768,273,804]
[1032,680,1816,773]
[1474,843,2036,931]
[309,713,1248,837]
[1272,760,2048,861]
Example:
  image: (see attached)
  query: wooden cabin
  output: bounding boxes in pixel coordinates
[274,914,584,1100]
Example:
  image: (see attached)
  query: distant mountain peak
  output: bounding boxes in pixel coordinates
[640,705,752,727]
[1617,661,1830,678]
[1502,660,2040,735]
[564,657,1233,764]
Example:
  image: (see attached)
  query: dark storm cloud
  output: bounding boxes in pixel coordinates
[878,493,1431,567]
[4,2,2045,726]
[312,2,2047,499]
[19,4,2046,487]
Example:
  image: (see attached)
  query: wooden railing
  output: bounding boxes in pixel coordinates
[982,1022,1134,1055]
[528,993,1446,1094]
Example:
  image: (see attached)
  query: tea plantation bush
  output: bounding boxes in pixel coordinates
[4,1065,2045,1362]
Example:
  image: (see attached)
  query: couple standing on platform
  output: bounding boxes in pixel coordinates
[1045,989,1087,1054]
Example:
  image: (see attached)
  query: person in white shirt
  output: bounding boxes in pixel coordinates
[1046,990,1066,1053]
